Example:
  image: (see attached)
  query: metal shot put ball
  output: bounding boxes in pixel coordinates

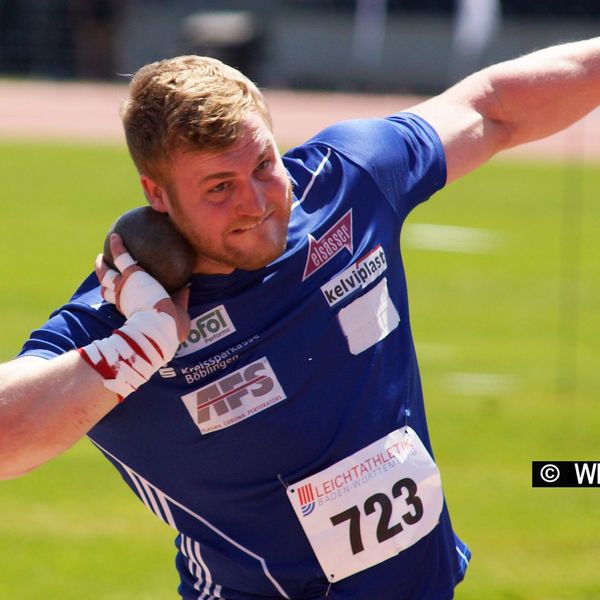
[103,206,195,293]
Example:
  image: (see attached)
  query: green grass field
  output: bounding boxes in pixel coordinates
[0,140,599,599]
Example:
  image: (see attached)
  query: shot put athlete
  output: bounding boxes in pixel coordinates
[1,39,599,599]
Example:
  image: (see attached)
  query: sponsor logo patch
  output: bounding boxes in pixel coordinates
[303,210,353,280]
[176,305,236,357]
[321,245,387,307]
[158,367,177,379]
[181,357,286,434]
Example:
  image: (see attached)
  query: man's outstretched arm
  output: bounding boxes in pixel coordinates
[0,354,117,479]
[409,37,600,184]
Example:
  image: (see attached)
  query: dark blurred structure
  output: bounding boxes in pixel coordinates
[70,0,121,79]
[0,0,121,79]
[287,0,598,16]
[0,0,598,91]
[181,11,264,81]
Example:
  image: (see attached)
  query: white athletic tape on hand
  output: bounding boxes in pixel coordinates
[114,252,137,273]
[103,376,137,398]
[119,271,170,318]
[110,333,156,381]
[83,342,102,365]
[96,337,147,389]
[119,324,164,374]
[101,268,119,291]
[104,289,116,305]
[78,308,178,401]
[123,311,179,363]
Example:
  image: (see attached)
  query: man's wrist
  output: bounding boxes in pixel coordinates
[78,308,178,402]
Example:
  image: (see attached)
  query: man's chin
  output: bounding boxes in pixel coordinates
[228,237,288,271]
[234,247,285,271]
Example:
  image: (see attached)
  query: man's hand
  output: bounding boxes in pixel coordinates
[78,232,193,400]
[96,233,191,343]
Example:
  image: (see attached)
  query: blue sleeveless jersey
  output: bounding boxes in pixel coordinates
[20,113,470,599]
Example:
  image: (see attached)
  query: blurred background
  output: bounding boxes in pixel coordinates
[0,0,598,92]
[1,2,600,600]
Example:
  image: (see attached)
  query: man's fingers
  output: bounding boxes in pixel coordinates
[172,286,192,342]
[95,252,120,305]
[108,234,145,308]
[171,285,191,311]
[104,289,117,304]
[95,252,111,282]
[98,233,179,320]
[101,269,119,291]
[110,234,138,277]
[155,287,191,343]
[108,232,128,259]
[154,286,191,342]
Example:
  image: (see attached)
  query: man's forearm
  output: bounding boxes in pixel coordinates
[0,353,117,479]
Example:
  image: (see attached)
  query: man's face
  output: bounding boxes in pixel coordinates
[142,112,293,275]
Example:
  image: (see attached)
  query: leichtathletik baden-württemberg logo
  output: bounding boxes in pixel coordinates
[297,483,316,516]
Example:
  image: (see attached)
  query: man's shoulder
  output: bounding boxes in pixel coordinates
[284,112,446,219]
[289,112,435,153]
[284,112,443,180]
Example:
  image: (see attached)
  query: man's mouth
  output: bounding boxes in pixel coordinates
[234,222,260,233]
[230,212,272,234]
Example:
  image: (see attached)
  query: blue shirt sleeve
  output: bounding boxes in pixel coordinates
[18,295,123,361]
[19,310,94,360]
[304,112,446,218]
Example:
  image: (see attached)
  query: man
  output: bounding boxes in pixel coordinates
[1,40,598,599]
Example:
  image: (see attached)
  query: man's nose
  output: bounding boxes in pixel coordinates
[237,181,266,217]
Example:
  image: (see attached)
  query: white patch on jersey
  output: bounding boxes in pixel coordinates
[181,357,286,435]
[337,277,400,355]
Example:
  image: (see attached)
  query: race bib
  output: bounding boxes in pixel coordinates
[286,427,443,582]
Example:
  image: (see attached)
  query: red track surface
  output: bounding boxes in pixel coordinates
[1,80,599,162]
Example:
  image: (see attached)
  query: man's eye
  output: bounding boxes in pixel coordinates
[209,182,229,193]
[255,159,271,172]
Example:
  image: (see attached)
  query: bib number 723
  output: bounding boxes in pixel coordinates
[330,477,423,554]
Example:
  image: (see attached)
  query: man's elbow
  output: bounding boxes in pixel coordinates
[0,444,42,479]
[0,432,47,480]
[0,463,39,480]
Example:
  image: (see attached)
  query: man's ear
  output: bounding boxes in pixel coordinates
[140,175,169,213]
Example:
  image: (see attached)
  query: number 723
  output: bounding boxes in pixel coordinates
[330,477,424,554]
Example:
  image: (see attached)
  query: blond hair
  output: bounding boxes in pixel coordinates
[120,55,271,182]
